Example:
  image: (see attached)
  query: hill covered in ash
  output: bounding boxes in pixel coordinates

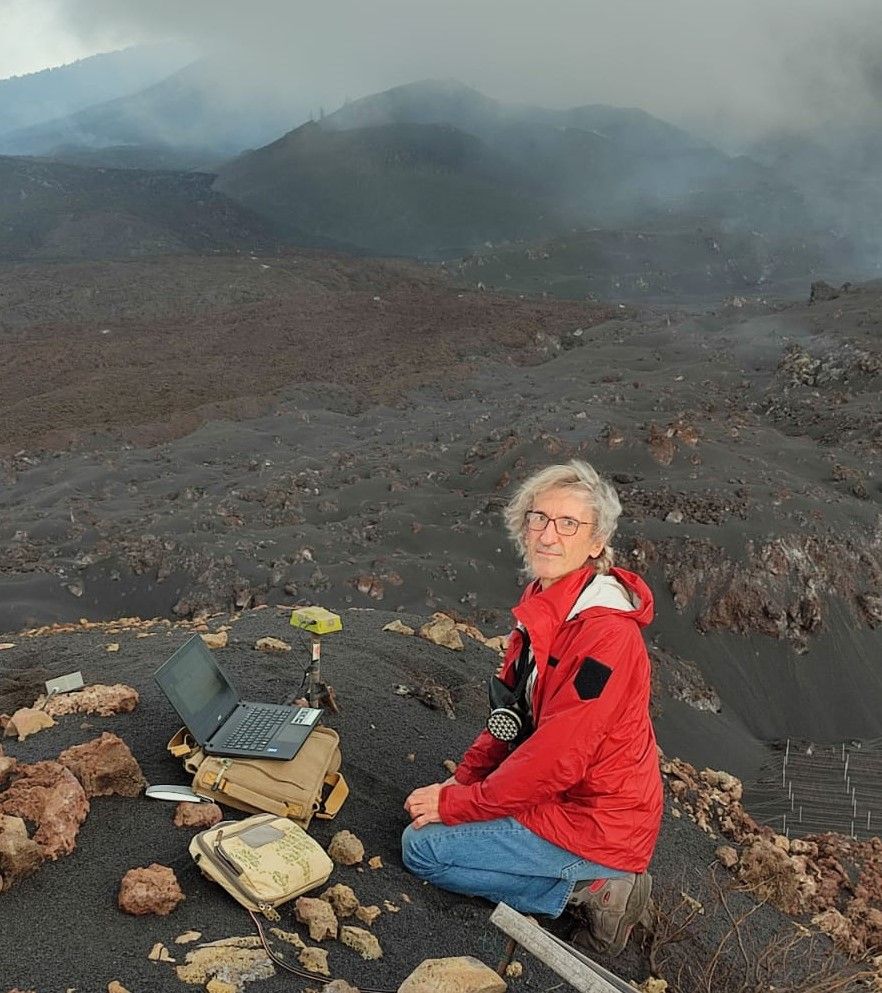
[1,253,880,790]
[0,156,285,261]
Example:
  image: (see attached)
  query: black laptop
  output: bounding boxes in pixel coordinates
[154,634,322,759]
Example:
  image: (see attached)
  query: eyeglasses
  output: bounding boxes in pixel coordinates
[524,511,594,537]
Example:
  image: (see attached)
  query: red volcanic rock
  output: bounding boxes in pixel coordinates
[58,732,146,798]
[0,815,44,891]
[172,801,223,829]
[40,683,139,717]
[0,761,89,859]
[118,863,184,916]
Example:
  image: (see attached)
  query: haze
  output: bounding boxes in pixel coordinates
[4,0,882,148]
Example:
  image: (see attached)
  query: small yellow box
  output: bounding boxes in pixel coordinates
[289,606,343,635]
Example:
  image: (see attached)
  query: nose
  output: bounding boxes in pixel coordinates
[538,518,558,540]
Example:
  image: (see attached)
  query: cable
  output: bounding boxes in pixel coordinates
[248,908,399,993]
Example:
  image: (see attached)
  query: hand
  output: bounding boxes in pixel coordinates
[404,783,444,829]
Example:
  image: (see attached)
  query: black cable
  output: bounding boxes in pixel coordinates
[248,908,399,993]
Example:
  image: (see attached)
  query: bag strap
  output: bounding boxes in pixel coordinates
[212,776,306,820]
[315,772,349,820]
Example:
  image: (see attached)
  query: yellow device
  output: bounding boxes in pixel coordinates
[289,606,343,635]
[290,607,342,708]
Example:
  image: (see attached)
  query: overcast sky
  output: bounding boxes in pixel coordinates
[3,0,881,144]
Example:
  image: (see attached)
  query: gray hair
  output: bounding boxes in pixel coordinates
[503,459,622,575]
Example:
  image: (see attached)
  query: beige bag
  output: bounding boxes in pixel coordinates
[190,813,333,916]
[168,725,348,828]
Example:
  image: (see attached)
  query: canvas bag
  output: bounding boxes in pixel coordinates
[167,724,348,828]
[189,813,333,916]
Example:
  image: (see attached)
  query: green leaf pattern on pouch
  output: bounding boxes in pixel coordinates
[225,825,320,900]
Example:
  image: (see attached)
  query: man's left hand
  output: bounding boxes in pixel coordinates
[404,783,444,829]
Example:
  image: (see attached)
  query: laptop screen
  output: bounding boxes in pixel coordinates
[154,635,239,745]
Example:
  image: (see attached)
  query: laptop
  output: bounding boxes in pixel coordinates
[154,634,322,759]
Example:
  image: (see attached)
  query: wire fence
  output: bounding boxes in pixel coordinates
[745,738,882,840]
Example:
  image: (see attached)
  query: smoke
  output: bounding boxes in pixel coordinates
[36,0,882,145]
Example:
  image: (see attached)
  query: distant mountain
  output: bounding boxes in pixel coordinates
[0,45,192,137]
[0,156,286,261]
[215,119,561,257]
[216,79,807,259]
[0,56,312,164]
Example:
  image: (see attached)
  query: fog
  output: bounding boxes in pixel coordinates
[18,0,881,149]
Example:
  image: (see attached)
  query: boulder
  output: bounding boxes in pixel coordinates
[295,896,338,941]
[323,981,361,993]
[328,830,364,866]
[58,732,146,798]
[398,956,507,992]
[118,863,184,916]
[4,708,55,741]
[0,816,44,891]
[0,761,89,859]
[173,801,223,829]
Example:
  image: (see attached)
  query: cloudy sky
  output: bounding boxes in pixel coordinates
[2,0,880,144]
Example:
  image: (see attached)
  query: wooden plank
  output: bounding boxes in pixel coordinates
[489,902,634,993]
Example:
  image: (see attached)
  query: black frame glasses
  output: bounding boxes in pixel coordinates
[524,510,593,537]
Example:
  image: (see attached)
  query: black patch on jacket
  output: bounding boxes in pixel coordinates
[574,657,612,700]
[547,656,559,668]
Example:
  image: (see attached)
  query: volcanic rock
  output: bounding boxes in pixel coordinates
[173,800,223,828]
[320,883,359,918]
[398,955,507,992]
[328,830,364,865]
[418,614,464,651]
[176,942,274,986]
[295,896,339,940]
[118,863,185,916]
[200,631,229,649]
[298,945,330,975]
[58,732,146,798]
[339,925,382,960]
[40,684,139,717]
[4,708,56,741]
[0,761,89,858]
[355,904,381,925]
[0,815,44,891]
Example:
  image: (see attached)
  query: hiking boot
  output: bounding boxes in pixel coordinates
[567,872,652,957]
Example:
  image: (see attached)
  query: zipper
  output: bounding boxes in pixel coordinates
[194,818,281,916]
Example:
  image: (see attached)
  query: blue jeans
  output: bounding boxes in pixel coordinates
[401,817,628,918]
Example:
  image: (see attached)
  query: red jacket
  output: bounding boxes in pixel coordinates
[439,566,662,872]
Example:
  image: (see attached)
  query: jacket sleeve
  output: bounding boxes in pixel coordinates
[439,618,645,824]
[454,728,511,785]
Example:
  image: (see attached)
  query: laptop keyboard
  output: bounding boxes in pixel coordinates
[223,708,287,751]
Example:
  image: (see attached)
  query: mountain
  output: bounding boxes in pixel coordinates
[215,120,560,257]
[0,44,192,137]
[0,156,284,261]
[215,79,811,261]
[0,56,309,164]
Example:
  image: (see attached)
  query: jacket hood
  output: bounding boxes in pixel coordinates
[512,566,654,667]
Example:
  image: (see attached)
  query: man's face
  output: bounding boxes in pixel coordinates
[524,487,604,589]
